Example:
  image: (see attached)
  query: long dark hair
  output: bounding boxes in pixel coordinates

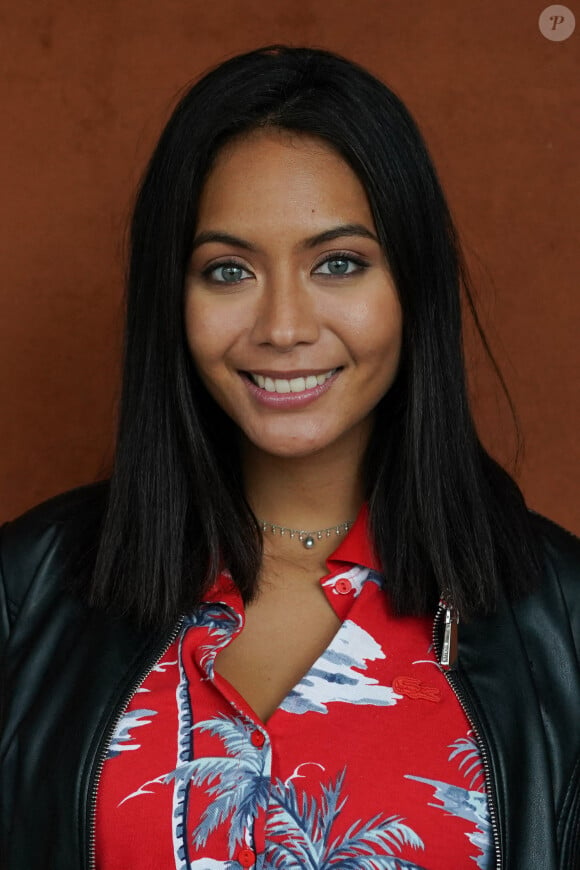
[89,44,541,626]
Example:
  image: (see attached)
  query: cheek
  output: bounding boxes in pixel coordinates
[184,290,250,372]
[344,292,403,367]
[185,321,233,414]
[184,316,206,371]
[184,298,223,374]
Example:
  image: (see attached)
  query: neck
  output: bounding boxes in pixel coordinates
[242,433,367,568]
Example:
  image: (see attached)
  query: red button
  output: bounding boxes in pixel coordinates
[250,729,265,748]
[335,578,353,594]
[238,847,255,867]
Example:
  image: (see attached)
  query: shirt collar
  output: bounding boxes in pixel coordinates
[325,503,381,573]
[205,502,381,605]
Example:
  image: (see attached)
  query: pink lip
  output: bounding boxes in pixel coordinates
[242,370,340,408]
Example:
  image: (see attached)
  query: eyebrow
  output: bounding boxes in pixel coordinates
[190,223,379,253]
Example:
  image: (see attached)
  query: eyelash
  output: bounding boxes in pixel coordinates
[201,252,370,285]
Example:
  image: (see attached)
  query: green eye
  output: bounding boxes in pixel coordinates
[314,255,367,276]
[327,259,350,274]
[215,264,246,282]
[203,262,252,284]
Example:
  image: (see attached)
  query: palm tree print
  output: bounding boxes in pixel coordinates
[118,608,242,869]
[163,714,271,856]
[191,603,242,678]
[171,607,242,868]
[165,713,425,868]
[171,617,196,870]
[448,734,486,790]
[107,708,157,758]
[265,768,425,870]
[405,733,491,869]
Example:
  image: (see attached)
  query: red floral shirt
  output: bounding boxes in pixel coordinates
[96,507,492,869]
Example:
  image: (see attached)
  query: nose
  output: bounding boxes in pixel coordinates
[249,272,320,351]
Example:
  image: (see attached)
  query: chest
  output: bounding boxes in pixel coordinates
[214,572,341,722]
[95,574,497,870]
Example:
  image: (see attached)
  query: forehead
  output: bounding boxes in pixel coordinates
[196,128,376,235]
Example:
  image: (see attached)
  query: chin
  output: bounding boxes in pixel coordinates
[247,428,342,460]
[273,445,326,459]
[253,442,322,459]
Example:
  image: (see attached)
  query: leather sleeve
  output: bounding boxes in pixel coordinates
[0,524,11,655]
[533,512,580,662]
[0,482,109,651]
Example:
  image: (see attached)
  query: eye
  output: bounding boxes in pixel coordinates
[203,261,253,284]
[313,254,368,277]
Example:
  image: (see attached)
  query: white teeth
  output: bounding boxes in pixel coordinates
[250,368,337,393]
[290,377,306,392]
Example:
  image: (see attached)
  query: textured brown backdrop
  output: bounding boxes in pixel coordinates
[1,1,579,532]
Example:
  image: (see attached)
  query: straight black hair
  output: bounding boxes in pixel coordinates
[89,44,541,626]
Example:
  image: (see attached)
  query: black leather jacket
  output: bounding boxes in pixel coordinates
[1,483,580,869]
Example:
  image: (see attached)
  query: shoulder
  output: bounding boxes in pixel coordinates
[521,510,580,645]
[0,482,109,627]
[529,510,580,589]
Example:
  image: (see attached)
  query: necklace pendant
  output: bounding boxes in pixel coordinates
[260,518,352,548]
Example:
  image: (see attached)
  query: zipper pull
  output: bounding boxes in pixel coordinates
[441,604,459,668]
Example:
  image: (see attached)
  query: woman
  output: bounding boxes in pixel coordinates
[1,45,579,870]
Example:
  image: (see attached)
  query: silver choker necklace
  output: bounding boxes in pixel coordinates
[260,519,354,549]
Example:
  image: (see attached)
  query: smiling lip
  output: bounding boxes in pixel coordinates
[242,368,341,408]
[246,369,335,379]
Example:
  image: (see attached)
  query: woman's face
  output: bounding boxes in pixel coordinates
[184,128,402,460]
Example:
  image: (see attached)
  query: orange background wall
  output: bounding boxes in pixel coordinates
[1,1,578,532]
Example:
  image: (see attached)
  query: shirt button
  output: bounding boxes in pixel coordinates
[238,847,255,866]
[250,729,265,748]
[335,578,353,595]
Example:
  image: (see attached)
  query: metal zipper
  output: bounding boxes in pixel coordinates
[86,617,185,870]
[432,597,502,870]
